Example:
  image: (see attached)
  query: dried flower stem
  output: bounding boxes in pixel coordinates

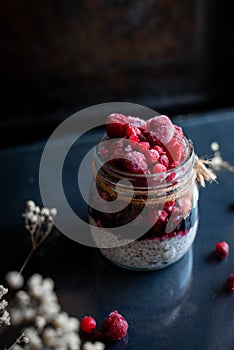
[7,333,29,350]
[19,201,57,277]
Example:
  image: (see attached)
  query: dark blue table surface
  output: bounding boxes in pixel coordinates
[1,108,234,350]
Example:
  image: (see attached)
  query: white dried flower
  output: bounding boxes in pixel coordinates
[10,309,25,325]
[34,206,40,214]
[0,299,8,310]
[35,315,46,330]
[42,278,54,291]
[50,208,57,217]
[0,309,10,326]
[67,332,81,350]
[41,208,50,217]
[21,335,30,344]
[24,307,36,322]
[27,274,43,289]
[83,341,105,350]
[26,200,36,210]
[0,285,8,298]
[25,327,43,350]
[211,141,220,151]
[15,290,30,304]
[5,271,24,290]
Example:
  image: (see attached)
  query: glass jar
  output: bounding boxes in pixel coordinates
[88,135,199,270]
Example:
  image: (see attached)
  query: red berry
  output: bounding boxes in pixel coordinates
[136,142,150,153]
[152,145,166,155]
[166,137,183,164]
[147,115,174,145]
[122,151,148,174]
[129,135,139,143]
[174,125,183,139]
[101,310,128,341]
[159,154,169,167]
[106,113,128,138]
[164,200,175,213]
[80,316,97,333]
[126,126,141,137]
[216,241,229,259]
[225,273,234,291]
[152,163,167,173]
[145,149,160,164]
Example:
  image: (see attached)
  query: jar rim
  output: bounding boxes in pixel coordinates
[94,134,194,181]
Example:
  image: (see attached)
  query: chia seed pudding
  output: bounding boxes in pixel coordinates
[88,113,199,270]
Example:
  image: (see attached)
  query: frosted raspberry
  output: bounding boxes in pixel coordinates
[122,151,148,174]
[126,126,141,137]
[166,137,183,164]
[147,115,174,145]
[159,154,169,167]
[136,142,150,153]
[106,113,128,138]
[101,310,128,341]
[152,145,166,155]
[174,125,183,139]
[216,241,229,259]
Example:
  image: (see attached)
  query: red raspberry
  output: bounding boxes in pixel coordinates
[106,113,129,138]
[101,310,128,341]
[216,241,229,259]
[152,145,166,155]
[122,151,148,174]
[152,163,167,173]
[145,149,160,164]
[126,126,141,137]
[225,273,234,291]
[147,115,174,145]
[80,316,97,333]
[129,135,139,143]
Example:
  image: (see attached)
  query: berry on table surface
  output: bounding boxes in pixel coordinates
[101,310,129,341]
[216,241,229,259]
[225,273,234,291]
[80,316,97,333]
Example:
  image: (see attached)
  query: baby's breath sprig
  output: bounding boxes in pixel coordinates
[7,333,29,350]
[18,201,57,278]
[0,285,10,327]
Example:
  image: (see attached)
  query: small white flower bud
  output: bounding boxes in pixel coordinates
[5,271,24,290]
[42,278,54,291]
[35,315,46,330]
[0,285,8,298]
[27,274,43,289]
[15,290,30,304]
[211,141,220,151]
[34,206,40,214]
[41,208,50,216]
[26,200,35,210]
[22,335,30,344]
[50,208,57,217]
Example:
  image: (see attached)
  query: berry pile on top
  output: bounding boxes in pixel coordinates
[101,113,187,174]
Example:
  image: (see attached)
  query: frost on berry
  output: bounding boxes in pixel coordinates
[216,241,229,259]
[101,310,128,341]
[106,113,128,138]
[122,151,148,174]
[147,115,174,145]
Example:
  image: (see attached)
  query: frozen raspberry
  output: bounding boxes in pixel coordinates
[127,116,146,129]
[101,310,128,341]
[225,273,234,291]
[145,149,160,164]
[147,115,174,145]
[129,135,139,143]
[80,316,97,333]
[216,241,229,259]
[126,126,141,137]
[152,163,167,173]
[122,151,148,174]
[166,137,183,164]
[106,113,128,138]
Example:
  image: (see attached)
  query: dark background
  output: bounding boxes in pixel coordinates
[1,0,234,147]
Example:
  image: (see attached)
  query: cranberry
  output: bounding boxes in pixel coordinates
[159,154,169,167]
[225,273,234,291]
[122,151,148,174]
[136,142,150,153]
[147,115,174,145]
[80,316,97,333]
[101,310,128,341]
[216,241,229,259]
[126,126,141,137]
[106,113,128,138]
[152,163,167,173]
[145,149,160,164]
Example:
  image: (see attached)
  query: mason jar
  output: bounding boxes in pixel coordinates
[88,134,199,271]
